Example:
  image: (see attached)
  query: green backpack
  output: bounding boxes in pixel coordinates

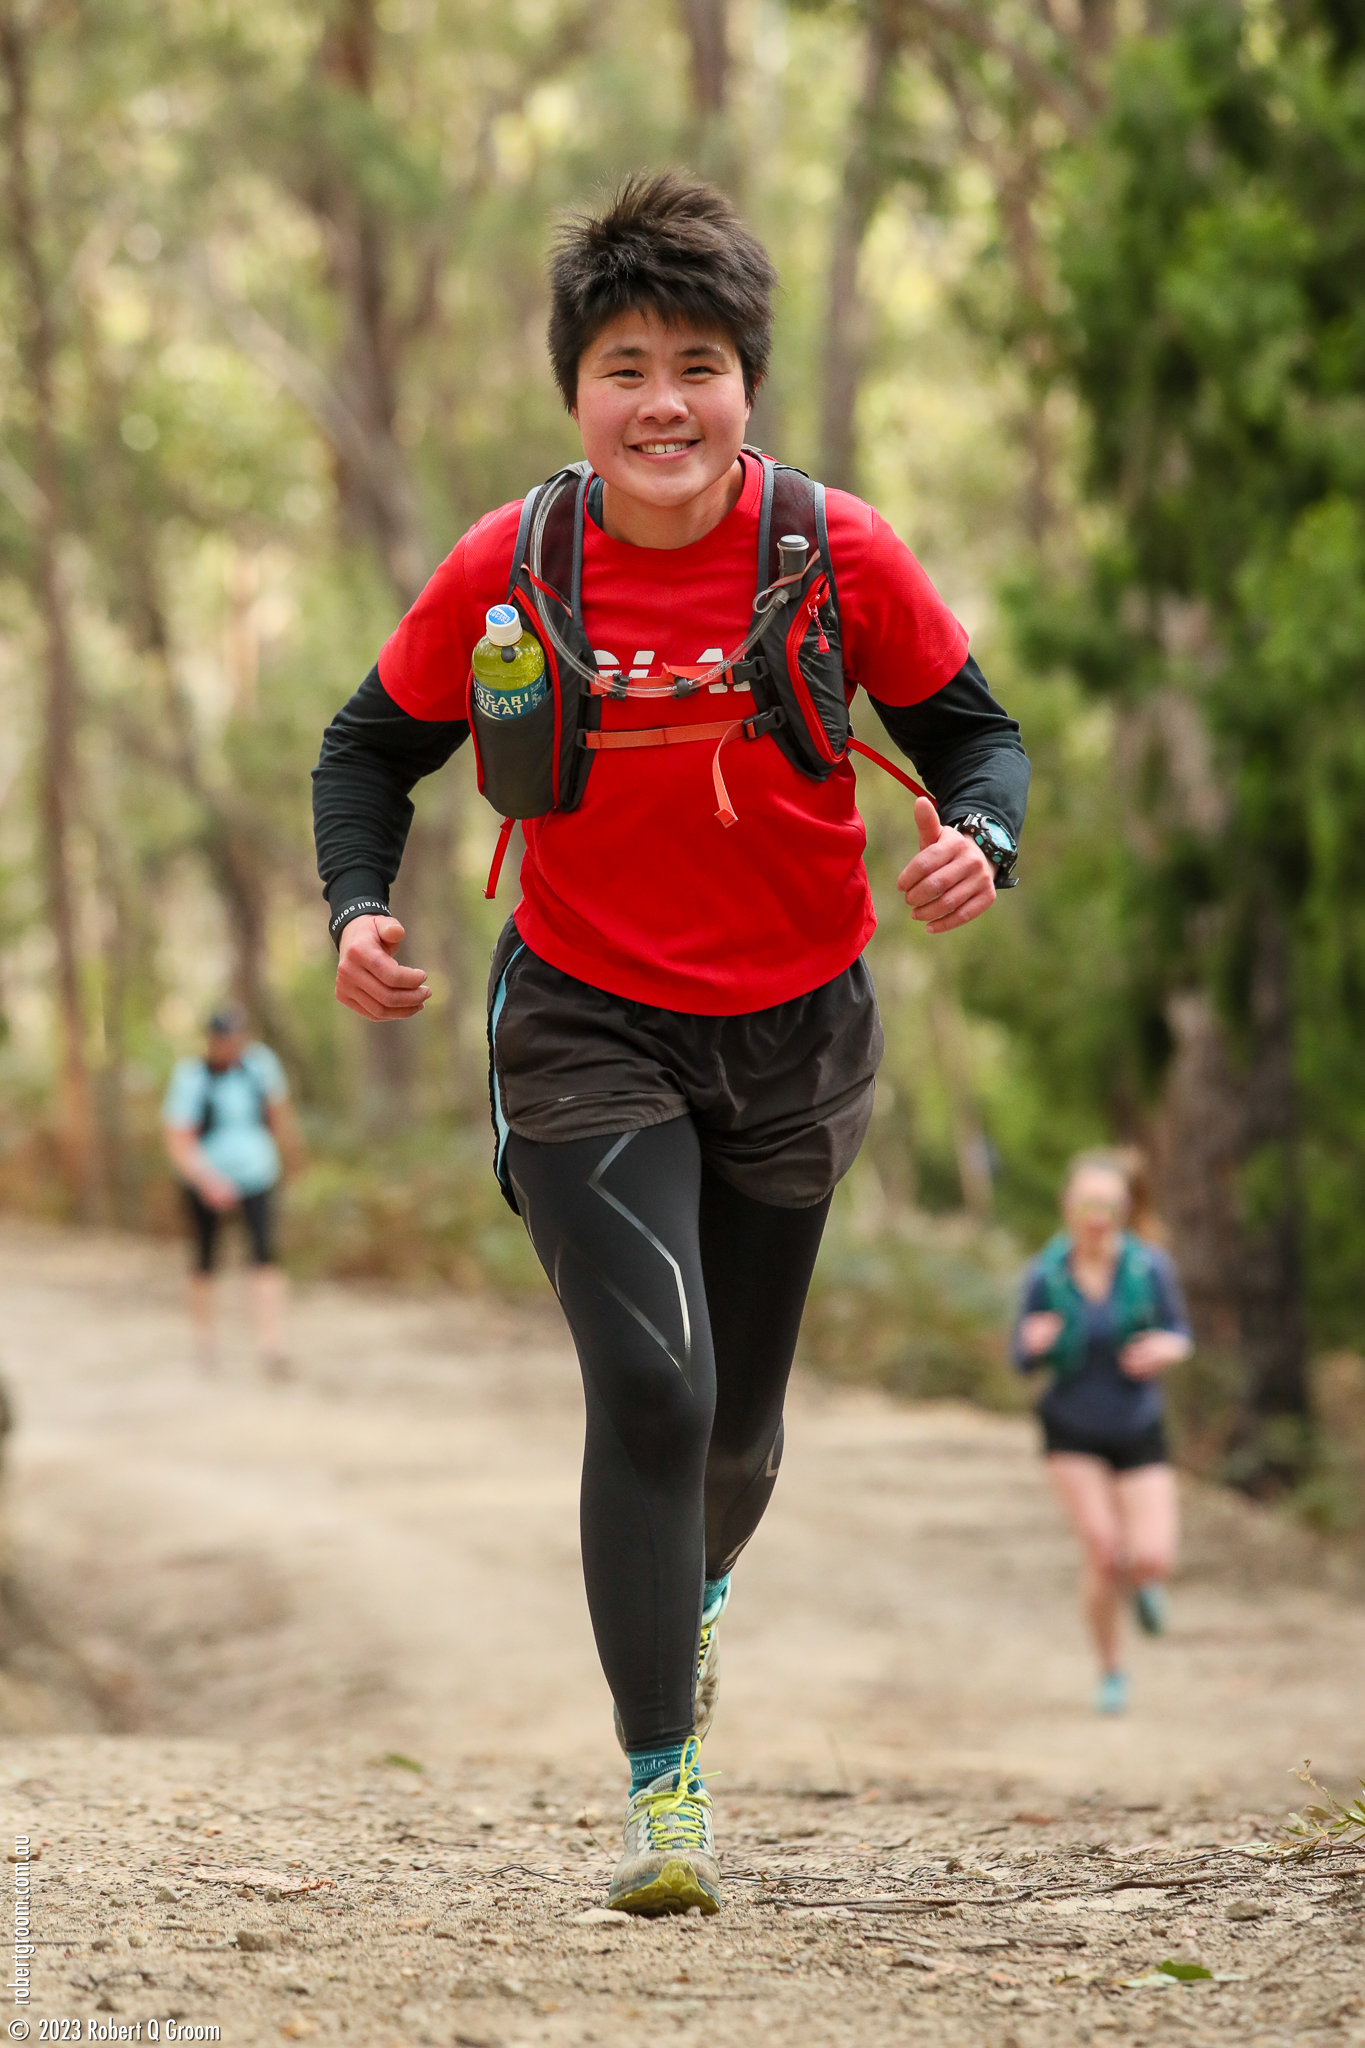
[1032,1232,1160,1378]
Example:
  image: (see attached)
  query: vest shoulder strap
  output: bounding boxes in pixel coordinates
[751,454,840,624]
[506,462,591,614]
[505,487,540,601]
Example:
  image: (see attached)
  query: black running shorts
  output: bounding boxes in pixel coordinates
[487,920,882,1210]
[182,1185,276,1273]
[1041,1414,1169,1472]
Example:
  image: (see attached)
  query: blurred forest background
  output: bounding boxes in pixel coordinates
[1,0,1364,1510]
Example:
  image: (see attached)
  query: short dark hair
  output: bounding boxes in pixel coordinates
[547,170,778,410]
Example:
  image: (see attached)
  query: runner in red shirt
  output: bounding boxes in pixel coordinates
[313,171,1029,1918]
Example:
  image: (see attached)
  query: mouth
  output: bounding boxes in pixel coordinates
[629,439,700,458]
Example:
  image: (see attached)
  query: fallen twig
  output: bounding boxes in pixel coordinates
[481,1863,591,1888]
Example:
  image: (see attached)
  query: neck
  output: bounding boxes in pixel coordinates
[600,457,745,550]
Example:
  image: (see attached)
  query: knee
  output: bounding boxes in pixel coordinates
[589,1349,713,1476]
[1130,1544,1174,1585]
[1082,1532,1122,1580]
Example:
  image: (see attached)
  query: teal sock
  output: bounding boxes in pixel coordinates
[702,1573,731,1624]
[629,1743,686,1795]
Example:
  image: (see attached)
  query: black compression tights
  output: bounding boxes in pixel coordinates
[504,1117,830,1751]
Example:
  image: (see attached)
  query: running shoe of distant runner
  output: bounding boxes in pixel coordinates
[608,1736,720,1917]
[1095,1669,1129,1714]
[1132,1582,1169,1636]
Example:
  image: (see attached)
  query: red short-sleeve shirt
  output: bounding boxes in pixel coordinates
[380,455,967,1014]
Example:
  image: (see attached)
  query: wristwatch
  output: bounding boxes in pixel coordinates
[953,812,1018,888]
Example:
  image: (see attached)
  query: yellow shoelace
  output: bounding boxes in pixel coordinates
[636,1735,713,1851]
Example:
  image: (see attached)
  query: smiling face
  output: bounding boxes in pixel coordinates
[572,307,751,545]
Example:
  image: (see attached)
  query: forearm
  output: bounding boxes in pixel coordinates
[166,1126,212,1189]
[866,656,1030,844]
[313,666,469,941]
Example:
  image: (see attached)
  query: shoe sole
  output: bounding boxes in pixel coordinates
[608,1858,721,1917]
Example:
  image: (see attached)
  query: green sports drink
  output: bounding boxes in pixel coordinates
[472,603,547,721]
[469,601,556,819]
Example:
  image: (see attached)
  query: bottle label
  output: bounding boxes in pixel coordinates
[472,670,548,720]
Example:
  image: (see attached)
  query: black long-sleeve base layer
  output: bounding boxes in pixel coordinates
[505,1115,830,1750]
[312,655,1030,929]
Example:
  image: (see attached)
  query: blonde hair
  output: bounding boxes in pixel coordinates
[1063,1147,1167,1245]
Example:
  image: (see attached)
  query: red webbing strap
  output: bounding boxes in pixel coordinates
[483,815,516,900]
[579,713,756,826]
[582,720,739,752]
[522,566,566,612]
[712,720,746,828]
[846,737,928,801]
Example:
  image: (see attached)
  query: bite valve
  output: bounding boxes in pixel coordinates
[777,533,809,586]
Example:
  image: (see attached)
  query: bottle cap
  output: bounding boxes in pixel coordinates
[485,603,523,648]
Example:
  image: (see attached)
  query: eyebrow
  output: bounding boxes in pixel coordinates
[595,341,730,364]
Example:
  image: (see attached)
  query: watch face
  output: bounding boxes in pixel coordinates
[965,816,1014,858]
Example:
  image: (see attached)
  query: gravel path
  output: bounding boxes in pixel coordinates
[0,1219,1361,2047]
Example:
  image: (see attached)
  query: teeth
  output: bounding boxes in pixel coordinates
[636,442,693,454]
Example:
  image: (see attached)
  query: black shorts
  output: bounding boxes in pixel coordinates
[182,1185,275,1273]
[486,920,882,1209]
[1041,1414,1168,1472]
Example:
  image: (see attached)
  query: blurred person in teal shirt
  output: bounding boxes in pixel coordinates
[162,1005,302,1374]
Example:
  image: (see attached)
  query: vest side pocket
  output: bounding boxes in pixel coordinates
[470,689,558,820]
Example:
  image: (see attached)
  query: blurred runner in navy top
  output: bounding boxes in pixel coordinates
[1013,1151,1192,1714]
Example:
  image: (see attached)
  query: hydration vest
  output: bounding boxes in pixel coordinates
[468,450,926,896]
[1032,1233,1162,1380]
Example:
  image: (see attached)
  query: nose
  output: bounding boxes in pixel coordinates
[636,376,690,424]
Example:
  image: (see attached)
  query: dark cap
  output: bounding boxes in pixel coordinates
[206,1004,249,1038]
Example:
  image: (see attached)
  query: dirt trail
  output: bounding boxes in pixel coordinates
[0,1220,1361,2048]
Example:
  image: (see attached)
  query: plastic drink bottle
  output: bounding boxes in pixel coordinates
[469,603,555,819]
[471,603,546,721]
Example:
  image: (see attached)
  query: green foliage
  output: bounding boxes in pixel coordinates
[800,1180,1026,1409]
[1281,1759,1365,1854]
[283,1123,542,1293]
[1013,0,1365,1360]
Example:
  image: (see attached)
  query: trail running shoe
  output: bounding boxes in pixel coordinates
[1095,1669,1129,1715]
[613,1576,732,1754]
[1132,1582,1169,1637]
[607,1736,721,1917]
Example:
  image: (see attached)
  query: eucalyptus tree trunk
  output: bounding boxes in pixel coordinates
[1155,918,1309,1495]
[818,4,902,493]
[315,0,442,1125]
[1226,907,1309,1479]
[0,6,98,1217]
[677,0,742,193]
